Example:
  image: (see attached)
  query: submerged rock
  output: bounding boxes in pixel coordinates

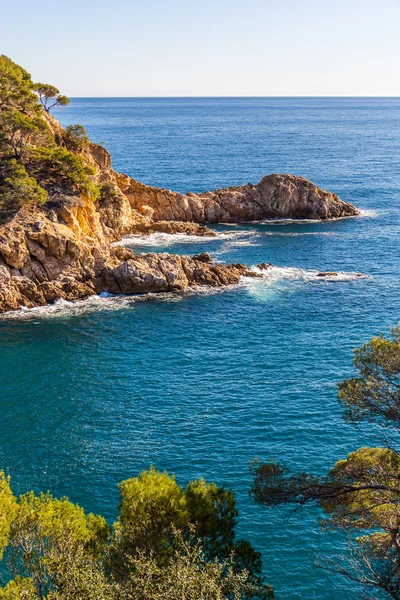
[147,221,215,237]
[192,252,213,263]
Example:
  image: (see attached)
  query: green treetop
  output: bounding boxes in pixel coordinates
[0,467,272,600]
[33,84,69,113]
[0,55,101,211]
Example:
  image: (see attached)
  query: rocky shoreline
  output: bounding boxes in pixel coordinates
[0,112,361,315]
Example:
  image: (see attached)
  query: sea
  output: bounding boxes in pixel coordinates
[1,97,399,599]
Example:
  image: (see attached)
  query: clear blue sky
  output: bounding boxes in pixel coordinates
[3,0,400,96]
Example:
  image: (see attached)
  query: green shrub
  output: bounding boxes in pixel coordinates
[27,147,98,199]
[98,181,119,203]
[64,124,89,152]
[0,160,47,210]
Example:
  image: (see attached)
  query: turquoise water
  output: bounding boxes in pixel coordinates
[1,98,400,599]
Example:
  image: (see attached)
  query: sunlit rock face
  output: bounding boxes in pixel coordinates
[0,112,359,314]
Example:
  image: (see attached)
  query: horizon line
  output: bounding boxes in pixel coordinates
[65,95,400,99]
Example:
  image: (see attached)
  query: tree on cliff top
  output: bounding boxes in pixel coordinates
[33,83,69,113]
[0,56,100,210]
[251,325,400,599]
[0,55,38,112]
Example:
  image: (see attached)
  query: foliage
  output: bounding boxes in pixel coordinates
[0,577,39,600]
[114,467,188,561]
[0,472,17,560]
[251,325,400,599]
[0,56,40,114]
[6,491,109,600]
[98,181,119,203]
[0,160,47,209]
[117,529,267,600]
[27,147,98,198]
[0,469,271,600]
[64,124,89,152]
[338,327,400,429]
[111,467,269,597]
[0,110,48,160]
[33,84,69,113]
[0,55,101,211]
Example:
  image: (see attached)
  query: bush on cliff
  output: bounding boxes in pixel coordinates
[0,160,47,210]
[251,325,400,600]
[64,124,89,152]
[27,147,98,198]
[0,467,272,600]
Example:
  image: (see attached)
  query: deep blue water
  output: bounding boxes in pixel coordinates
[1,98,400,599]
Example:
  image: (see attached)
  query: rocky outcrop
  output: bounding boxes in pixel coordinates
[103,253,246,296]
[116,172,360,224]
[0,112,361,314]
[0,202,245,313]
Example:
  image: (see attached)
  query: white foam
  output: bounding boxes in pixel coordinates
[0,292,187,322]
[258,217,348,225]
[249,265,367,281]
[115,229,258,248]
[115,232,211,247]
[258,211,375,225]
[259,231,338,237]
[241,266,368,301]
[358,209,379,218]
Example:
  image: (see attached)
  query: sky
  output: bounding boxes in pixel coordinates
[2,0,400,96]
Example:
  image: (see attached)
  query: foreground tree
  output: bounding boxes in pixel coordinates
[110,467,270,598]
[118,530,265,600]
[251,325,400,599]
[0,468,272,599]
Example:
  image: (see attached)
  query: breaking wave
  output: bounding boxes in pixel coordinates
[358,209,379,218]
[115,230,258,248]
[259,210,378,224]
[0,292,184,322]
[241,265,369,301]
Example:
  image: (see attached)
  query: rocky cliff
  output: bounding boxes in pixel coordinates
[0,57,361,314]
[0,120,360,314]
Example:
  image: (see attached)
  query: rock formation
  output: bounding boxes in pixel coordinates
[0,99,361,314]
[117,172,359,223]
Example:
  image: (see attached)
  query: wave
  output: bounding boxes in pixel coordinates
[358,209,379,218]
[241,265,368,301]
[259,210,378,224]
[257,231,338,237]
[0,285,233,322]
[249,265,366,281]
[258,217,350,225]
[115,230,258,248]
[0,292,183,322]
